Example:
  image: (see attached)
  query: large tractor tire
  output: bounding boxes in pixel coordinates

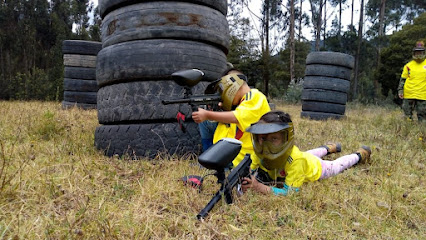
[101,1,230,52]
[96,39,227,87]
[99,0,228,18]
[97,80,209,124]
[94,122,202,158]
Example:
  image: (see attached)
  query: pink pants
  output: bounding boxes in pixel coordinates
[307,148,360,179]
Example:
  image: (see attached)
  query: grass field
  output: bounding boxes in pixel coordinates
[0,101,424,239]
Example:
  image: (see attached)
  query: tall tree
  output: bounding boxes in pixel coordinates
[262,0,271,96]
[309,0,325,51]
[290,0,295,82]
[353,0,364,99]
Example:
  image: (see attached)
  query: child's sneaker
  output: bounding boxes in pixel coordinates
[321,142,342,155]
[356,146,372,164]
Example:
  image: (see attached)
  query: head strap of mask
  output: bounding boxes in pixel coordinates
[216,73,246,111]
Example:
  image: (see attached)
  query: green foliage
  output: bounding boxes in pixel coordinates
[283,80,303,103]
[326,28,359,55]
[265,41,310,99]
[226,12,263,88]
[366,0,425,34]
[0,0,99,100]
[377,12,426,97]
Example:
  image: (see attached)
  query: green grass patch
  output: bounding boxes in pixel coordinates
[0,101,424,239]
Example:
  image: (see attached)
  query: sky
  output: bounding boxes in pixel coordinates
[240,0,362,40]
[89,0,362,43]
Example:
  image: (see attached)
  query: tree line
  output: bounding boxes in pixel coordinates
[228,0,425,103]
[0,0,424,103]
[0,0,100,100]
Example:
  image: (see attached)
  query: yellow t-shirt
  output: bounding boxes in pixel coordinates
[262,146,322,188]
[401,59,426,100]
[213,89,270,169]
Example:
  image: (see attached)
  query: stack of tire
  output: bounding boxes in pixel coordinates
[301,51,354,120]
[94,0,229,158]
[62,40,102,109]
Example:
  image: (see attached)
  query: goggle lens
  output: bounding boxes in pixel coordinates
[253,131,288,154]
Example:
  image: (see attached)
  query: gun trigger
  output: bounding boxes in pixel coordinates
[176,112,186,133]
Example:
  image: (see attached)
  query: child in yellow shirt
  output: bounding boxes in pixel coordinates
[242,110,372,196]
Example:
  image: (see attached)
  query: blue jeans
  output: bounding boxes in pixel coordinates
[199,121,218,152]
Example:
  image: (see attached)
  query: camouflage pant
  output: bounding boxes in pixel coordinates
[402,99,426,122]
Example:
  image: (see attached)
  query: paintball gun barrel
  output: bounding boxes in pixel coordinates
[196,138,252,220]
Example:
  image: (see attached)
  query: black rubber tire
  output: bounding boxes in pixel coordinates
[63,78,98,92]
[64,67,96,80]
[94,122,202,158]
[301,89,347,104]
[96,39,227,87]
[63,54,97,68]
[305,64,352,81]
[302,101,346,114]
[101,2,229,53]
[62,40,102,55]
[300,111,344,120]
[303,76,350,93]
[62,101,97,110]
[99,0,228,18]
[97,80,209,124]
[63,91,97,104]
[306,51,355,69]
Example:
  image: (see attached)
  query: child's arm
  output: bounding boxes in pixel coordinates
[242,175,300,196]
[192,107,238,124]
[241,175,271,194]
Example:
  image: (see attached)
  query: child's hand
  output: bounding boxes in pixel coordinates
[192,108,208,123]
[241,176,253,193]
[241,175,271,195]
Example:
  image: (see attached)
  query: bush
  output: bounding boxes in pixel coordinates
[284,80,303,103]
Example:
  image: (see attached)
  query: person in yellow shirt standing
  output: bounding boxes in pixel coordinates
[192,69,270,169]
[241,111,372,196]
[398,41,426,122]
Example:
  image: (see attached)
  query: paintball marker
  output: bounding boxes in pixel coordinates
[162,69,222,132]
[162,69,221,112]
[196,138,252,220]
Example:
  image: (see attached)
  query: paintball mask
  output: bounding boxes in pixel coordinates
[216,73,247,111]
[412,41,425,62]
[205,72,247,111]
[246,121,294,170]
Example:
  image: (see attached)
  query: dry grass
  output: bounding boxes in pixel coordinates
[0,101,424,239]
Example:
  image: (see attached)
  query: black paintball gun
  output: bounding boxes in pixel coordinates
[162,69,221,112]
[196,138,252,220]
[162,69,222,132]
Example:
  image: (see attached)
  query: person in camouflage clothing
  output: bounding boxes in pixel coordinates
[398,41,426,122]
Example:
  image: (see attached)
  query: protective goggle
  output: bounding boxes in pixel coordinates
[252,130,289,155]
[413,51,425,60]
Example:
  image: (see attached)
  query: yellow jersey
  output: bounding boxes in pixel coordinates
[401,59,426,100]
[213,89,270,169]
[262,146,322,188]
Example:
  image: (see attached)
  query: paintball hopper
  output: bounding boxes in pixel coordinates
[171,69,204,87]
[198,138,242,170]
